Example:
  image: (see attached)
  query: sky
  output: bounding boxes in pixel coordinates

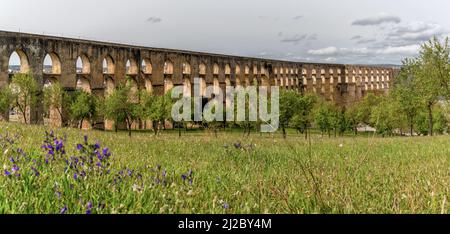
[3,0,450,66]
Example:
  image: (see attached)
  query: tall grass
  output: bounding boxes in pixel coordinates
[0,122,448,214]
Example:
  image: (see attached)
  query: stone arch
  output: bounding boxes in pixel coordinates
[8,49,30,74]
[198,63,207,95]
[76,76,91,93]
[141,59,152,74]
[126,77,139,102]
[104,76,115,96]
[103,55,115,74]
[43,52,62,74]
[225,64,231,75]
[213,63,220,75]
[126,58,138,75]
[199,63,207,76]
[183,62,191,75]
[43,77,62,127]
[76,54,90,74]
[182,62,191,97]
[164,60,174,93]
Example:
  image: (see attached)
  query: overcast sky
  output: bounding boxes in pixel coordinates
[3,0,450,65]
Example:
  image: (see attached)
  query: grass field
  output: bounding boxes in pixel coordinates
[0,122,448,214]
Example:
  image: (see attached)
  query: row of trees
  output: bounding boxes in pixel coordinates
[1,38,448,137]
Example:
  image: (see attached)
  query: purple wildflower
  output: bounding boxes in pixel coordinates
[223,203,230,209]
[60,206,68,214]
[76,144,83,151]
[12,165,19,173]
[4,170,11,176]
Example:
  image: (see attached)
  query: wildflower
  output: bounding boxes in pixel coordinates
[9,157,15,163]
[181,174,187,181]
[234,142,242,149]
[223,203,230,209]
[31,167,40,177]
[60,206,68,214]
[76,144,83,151]
[12,165,19,173]
[86,202,93,214]
[74,173,78,180]
[4,169,11,176]
[84,135,88,143]
[339,143,344,148]
[94,143,100,149]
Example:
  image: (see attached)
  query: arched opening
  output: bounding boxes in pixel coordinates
[103,77,116,131]
[76,77,91,93]
[164,61,174,93]
[76,54,91,74]
[244,65,250,87]
[213,63,220,94]
[182,62,191,97]
[126,77,139,103]
[102,56,115,74]
[199,63,207,96]
[8,50,30,74]
[43,78,62,127]
[43,52,61,74]
[235,65,241,87]
[126,58,138,75]
[141,59,152,74]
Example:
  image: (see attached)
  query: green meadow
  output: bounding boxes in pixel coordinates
[0,122,448,214]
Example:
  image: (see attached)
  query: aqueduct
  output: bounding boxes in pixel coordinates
[0,30,398,128]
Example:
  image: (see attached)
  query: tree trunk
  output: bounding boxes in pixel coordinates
[282,126,286,139]
[427,103,433,136]
[410,120,414,137]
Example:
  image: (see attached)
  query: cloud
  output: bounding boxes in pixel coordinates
[352,13,401,26]
[386,21,448,42]
[146,17,162,23]
[351,35,363,40]
[280,34,317,44]
[356,38,377,44]
[308,44,419,57]
[376,44,420,55]
[293,15,303,20]
[308,46,338,55]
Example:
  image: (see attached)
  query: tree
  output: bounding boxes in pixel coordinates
[313,98,335,137]
[392,58,422,136]
[103,82,142,137]
[414,37,449,136]
[43,82,66,125]
[69,90,98,129]
[0,86,13,121]
[141,90,173,135]
[9,73,39,124]
[290,93,317,139]
[279,89,301,138]
[370,97,403,137]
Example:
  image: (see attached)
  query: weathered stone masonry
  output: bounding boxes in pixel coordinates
[0,30,398,128]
